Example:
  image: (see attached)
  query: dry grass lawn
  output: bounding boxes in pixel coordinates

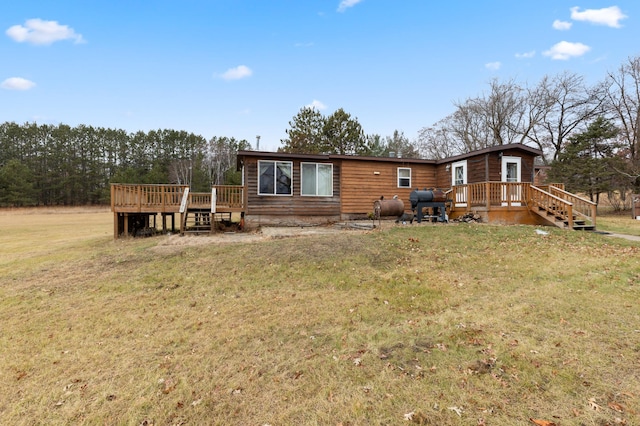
[0,208,639,425]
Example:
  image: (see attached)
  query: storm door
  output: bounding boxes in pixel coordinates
[501,156,521,206]
[451,160,467,207]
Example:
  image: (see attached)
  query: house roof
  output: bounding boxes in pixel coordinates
[237,150,435,164]
[237,143,542,166]
[438,144,543,164]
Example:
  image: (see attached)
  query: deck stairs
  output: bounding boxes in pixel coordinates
[529,185,596,231]
[179,188,239,235]
[179,188,212,235]
[181,208,213,235]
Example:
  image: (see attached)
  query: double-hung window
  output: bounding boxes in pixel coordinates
[301,163,333,196]
[397,167,411,188]
[258,160,292,195]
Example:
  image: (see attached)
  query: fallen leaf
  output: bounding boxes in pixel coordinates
[608,401,625,412]
[529,420,556,426]
[162,378,176,394]
[588,397,601,411]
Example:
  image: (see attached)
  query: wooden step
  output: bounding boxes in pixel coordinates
[571,224,596,231]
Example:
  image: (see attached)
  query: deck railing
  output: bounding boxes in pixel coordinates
[187,185,245,212]
[188,190,211,209]
[451,182,531,210]
[111,184,245,213]
[213,185,244,209]
[530,185,574,229]
[547,186,597,228]
[111,184,188,212]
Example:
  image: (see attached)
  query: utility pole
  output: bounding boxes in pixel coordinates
[256,135,261,151]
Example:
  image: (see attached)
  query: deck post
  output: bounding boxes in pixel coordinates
[113,212,118,239]
[567,205,574,229]
[485,182,490,210]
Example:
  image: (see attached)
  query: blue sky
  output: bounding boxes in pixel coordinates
[1,1,638,152]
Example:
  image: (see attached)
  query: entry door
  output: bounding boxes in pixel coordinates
[451,160,467,206]
[501,156,521,206]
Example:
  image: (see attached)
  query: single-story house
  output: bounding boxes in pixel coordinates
[110,143,597,237]
[236,144,544,225]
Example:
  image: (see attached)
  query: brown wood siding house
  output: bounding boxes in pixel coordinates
[237,144,542,225]
[338,157,436,218]
[440,145,540,186]
[111,143,599,236]
[240,153,342,224]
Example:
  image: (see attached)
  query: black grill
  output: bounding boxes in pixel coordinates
[409,189,450,223]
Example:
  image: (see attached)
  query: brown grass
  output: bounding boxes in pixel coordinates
[0,208,639,425]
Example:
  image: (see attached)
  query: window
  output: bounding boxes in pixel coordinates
[258,161,292,195]
[502,156,521,183]
[301,163,333,196]
[397,167,411,188]
[505,162,518,182]
[451,160,467,186]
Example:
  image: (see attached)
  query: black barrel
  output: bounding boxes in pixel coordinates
[409,189,446,207]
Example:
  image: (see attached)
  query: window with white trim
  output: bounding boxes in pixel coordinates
[258,160,292,195]
[451,160,467,186]
[301,163,333,196]
[397,167,411,188]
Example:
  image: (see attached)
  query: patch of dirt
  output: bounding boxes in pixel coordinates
[150,223,375,254]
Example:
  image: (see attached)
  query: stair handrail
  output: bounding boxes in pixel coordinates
[530,185,574,229]
[179,188,190,235]
[547,186,597,228]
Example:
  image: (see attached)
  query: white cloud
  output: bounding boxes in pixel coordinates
[543,41,590,60]
[306,100,327,110]
[1,77,36,90]
[515,50,536,59]
[219,65,253,81]
[6,18,85,45]
[485,61,501,71]
[552,20,572,30]
[570,6,627,28]
[337,0,363,13]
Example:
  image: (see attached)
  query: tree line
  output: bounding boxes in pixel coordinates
[2,55,639,207]
[0,122,249,207]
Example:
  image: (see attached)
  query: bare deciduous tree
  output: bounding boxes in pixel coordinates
[605,55,640,190]
[416,117,466,159]
[526,72,606,164]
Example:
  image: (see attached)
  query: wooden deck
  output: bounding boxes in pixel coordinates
[110,184,245,238]
[448,182,597,230]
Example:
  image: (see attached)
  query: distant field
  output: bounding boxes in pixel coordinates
[0,207,639,425]
[596,212,640,236]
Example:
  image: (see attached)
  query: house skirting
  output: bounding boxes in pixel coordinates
[449,207,546,226]
[244,214,342,228]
